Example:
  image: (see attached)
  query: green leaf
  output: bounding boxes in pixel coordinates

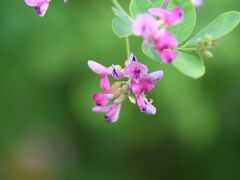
[186,11,240,46]
[130,0,163,18]
[142,42,162,62]
[172,50,205,79]
[168,0,196,44]
[112,6,133,38]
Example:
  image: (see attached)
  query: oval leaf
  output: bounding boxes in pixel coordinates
[168,0,196,44]
[172,50,205,79]
[112,6,133,38]
[186,11,240,46]
[130,0,163,18]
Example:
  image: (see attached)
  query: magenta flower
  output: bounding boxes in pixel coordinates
[148,7,184,26]
[25,0,51,17]
[132,14,159,45]
[132,6,184,64]
[88,53,163,123]
[154,30,178,64]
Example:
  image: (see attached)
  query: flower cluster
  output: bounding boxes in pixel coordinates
[88,54,163,123]
[132,7,184,64]
[24,0,68,17]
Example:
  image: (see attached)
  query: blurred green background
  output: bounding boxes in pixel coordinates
[0,0,240,179]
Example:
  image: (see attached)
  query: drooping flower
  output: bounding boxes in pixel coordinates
[132,6,184,64]
[25,0,51,17]
[123,54,163,114]
[132,14,159,45]
[88,53,164,123]
[148,7,184,26]
[25,0,68,17]
[154,30,178,64]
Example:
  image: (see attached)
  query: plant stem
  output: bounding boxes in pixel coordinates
[162,0,170,9]
[125,37,131,58]
[112,0,125,12]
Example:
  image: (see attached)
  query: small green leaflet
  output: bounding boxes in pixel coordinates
[112,2,133,38]
[172,50,205,79]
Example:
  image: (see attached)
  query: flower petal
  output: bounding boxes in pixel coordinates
[88,60,112,76]
[131,79,154,94]
[92,105,110,112]
[93,93,108,106]
[25,0,40,6]
[105,104,121,123]
[100,76,111,93]
[143,70,164,84]
[160,49,178,64]
[112,65,124,80]
[149,7,183,26]
[35,2,49,17]
[136,95,156,115]
[132,14,159,44]
[123,60,148,82]
[148,8,170,22]
[144,103,157,115]
[168,7,184,25]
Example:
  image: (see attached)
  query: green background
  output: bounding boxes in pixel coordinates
[0,0,239,179]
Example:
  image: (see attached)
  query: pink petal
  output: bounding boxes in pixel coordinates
[112,65,124,80]
[131,79,154,94]
[136,95,156,115]
[132,14,159,42]
[93,93,108,106]
[149,7,183,26]
[123,60,148,82]
[148,8,170,22]
[143,71,164,84]
[160,49,178,64]
[144,103,157,115]
[92,106,110,112]
[105,104,121,123]
[36,2,49,17]
[88,60,112,76]
[154,30,178,50]
[168,7,184,25]
[25,0,40,6]
[100,76,111,93]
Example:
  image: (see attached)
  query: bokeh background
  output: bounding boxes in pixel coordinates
[0,0,240,179]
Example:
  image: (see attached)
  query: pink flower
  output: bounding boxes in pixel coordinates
[88,53,164,123]
[149,7,184,26]
[132,14,159,45]
[131,71,164,94]
[154,30,178,64]
[93,104,121,123]
[136,94,156,115]
[132,7,183,64]
[123,54,163,115]
[88,60,123,123]
[123,54,148,82]
[25,0,51,17]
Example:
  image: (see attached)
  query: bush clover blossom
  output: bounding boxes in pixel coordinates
[88,53,164,123]
[132,6,184,64]
[25,0,68,17]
